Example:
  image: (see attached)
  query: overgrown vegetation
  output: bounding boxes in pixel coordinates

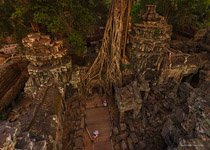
[0,113,6,120]
[0,0,109,55]
[120,63,131,71]
[0,0,209,52]
[68,32,86,55]
[132,0,210,35]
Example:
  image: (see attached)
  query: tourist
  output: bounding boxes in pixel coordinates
[103,100,107,107]
[93,130,99,141]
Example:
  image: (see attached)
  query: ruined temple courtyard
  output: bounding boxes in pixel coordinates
[0,4,210,150]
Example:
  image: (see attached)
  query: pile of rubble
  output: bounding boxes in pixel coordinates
[115,78,150,121]
[62,94,86,150]
[112,79,210,150]
[0,33,80,149]
[133,81,180,150]
[175,83,210,150]
[0,121,20,150]
[170,27,210,53]
[0,117,47,150]
[160,81,210,150]
[112,120,145,150]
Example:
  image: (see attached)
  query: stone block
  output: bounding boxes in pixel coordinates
[130,133,138,144]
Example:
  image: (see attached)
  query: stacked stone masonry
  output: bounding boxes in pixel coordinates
[22,33,72,98]
[128,5,208,85]
[0,33,84,150]
[115,79,150,121]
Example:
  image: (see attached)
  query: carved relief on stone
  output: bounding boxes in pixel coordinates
[128,5,172,84]
[22,33,72,97]
[128,5,206,85]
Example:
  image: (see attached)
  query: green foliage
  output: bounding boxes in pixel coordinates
[69,2,96,34]
[0,1,14,36]
[120,63,131,71]
[132,0,210,33]
[154,29,161,37]
[0,0,109,55]
[102,72,106,81]
[68,32,86,56]
[131,2,141,23]
[0,114,6,120]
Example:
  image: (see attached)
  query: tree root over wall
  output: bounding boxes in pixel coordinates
[84,0,133,94]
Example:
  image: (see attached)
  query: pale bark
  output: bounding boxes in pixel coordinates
[84,0,133,93]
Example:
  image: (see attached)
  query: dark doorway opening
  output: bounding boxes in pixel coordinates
[181,70,201,88]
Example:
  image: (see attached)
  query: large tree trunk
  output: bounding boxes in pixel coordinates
[84,0,133,93]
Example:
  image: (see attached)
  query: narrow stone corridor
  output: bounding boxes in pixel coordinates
[84,95,113,150]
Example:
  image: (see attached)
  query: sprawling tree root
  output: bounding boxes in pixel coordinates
[84,0,133,94]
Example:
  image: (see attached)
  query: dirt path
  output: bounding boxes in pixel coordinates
[84,95,113,150]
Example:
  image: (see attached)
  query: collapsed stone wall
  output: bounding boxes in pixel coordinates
[112,79,209,150]
[0,33,80,150]
[62,94,85,150]
[163,82,210,150]
[159,51,207,83]
[170,27,210,54]
[7,85,64,149]
[111,80,179,150]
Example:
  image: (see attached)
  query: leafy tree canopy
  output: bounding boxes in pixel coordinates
[1,0,209,49]
[0,0,109,54]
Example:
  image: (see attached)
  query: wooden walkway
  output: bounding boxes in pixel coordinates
[84,95,113,150]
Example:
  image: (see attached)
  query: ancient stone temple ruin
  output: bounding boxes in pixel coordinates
[0,33,74,149]
[22,33,72,98]
[129,5,207,85]
[0,3,209,150]
[129,5,172,84]
[115,5,208,122]
[115,78,150,121]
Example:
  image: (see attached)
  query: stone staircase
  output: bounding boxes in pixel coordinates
[84,95,113,150]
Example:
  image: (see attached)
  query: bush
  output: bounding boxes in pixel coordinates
[68,32,86,56]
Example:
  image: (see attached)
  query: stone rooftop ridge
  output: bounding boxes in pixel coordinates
[131,5,172,43]
[22,33,67,56]
[142,5,165,22]
[22,33,69,67]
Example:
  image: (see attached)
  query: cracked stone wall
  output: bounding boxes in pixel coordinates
[128,5,172,84]
[128,5,208,85]
[0,33,75,150]
[6,85,64,149]
[22,33,72,98]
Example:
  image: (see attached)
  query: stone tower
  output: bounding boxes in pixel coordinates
[22,33,72,98]
[129,5,172,84]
